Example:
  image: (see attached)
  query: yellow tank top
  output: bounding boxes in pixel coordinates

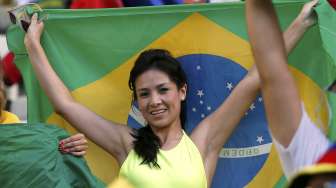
[0,111,20,124]
[120,131,207,188]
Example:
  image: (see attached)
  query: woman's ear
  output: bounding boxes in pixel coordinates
[180,84,187,101]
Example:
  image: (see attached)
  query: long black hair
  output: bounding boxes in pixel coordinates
[128,49,187,168]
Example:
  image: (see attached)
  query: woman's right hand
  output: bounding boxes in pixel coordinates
[24,13,44,47]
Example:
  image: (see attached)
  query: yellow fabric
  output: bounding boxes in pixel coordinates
[108,177,134,188]
[120,131,207,188]
[0,111,20,124]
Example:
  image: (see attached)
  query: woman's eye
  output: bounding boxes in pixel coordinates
[159,87,169,93]
[139,92,149,97]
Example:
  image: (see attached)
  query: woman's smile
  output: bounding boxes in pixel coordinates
[150,108,167,116]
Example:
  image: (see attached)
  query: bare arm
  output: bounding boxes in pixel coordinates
[190,67,260,184]
[191,67,259,153]
[191,1,317,182]
[192,0,318,155]
[246,0,303,148]
[24,14,133,163]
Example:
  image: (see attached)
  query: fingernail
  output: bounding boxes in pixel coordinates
[59,146,64,151]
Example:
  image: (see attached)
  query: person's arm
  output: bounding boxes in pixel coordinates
[246,0,302,148]
[191,0,317,182]
[24,14,133,163]
[190,66,260,184]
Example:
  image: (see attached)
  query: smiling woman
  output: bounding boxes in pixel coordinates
[128,50,188,168]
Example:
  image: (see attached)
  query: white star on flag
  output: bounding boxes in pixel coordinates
[226,82,233,90]
[192,107,196,112]
[249,103,256,111]
[196,65,201,70]
[200,100,204,105]
[197,90,204,97]
[207,106,211,111]
[256,136,264,144]
[201,114,205,118]
[258,97,263,102]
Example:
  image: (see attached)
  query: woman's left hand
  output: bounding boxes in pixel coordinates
[59,133,88,156]
[296,0,319,29]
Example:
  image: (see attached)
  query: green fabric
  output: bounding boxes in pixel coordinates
[0,123,105,188]
[274,175,287,188]
[317,0,336,67]
[317,0,336,141]
[327,92,336,141]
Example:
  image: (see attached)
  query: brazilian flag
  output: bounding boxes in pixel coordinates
[6,1,336,187]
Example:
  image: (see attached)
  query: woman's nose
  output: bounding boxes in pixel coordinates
[149,92,162,106]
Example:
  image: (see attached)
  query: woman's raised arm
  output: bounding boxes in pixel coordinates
[191,1,317,181]
[24,14,133,164]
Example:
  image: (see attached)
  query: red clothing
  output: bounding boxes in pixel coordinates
[70,0,123,9]
[184,0,206,3]
[1,52,21,85]
[329,0,336,9]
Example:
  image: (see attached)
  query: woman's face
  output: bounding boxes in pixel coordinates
[135,69,186,130]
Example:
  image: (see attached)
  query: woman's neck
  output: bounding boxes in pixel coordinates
[151,121,183,150]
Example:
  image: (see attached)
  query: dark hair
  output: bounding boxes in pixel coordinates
[128,49,187,168]
[328,80,336,92]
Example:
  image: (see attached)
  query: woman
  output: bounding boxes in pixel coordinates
[246,0,330,180]
[24,2,316,186]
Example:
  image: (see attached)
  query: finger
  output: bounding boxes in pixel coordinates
[71,133,85,141]
[59,133,85,145]
[63,139,88,148]
[70,151,86,156]
[31,13,38,25]
[67,133,85,142]
[59,137,70,145]
[68,145,88,152]
[60,145,88,153]
[308,0,319,8]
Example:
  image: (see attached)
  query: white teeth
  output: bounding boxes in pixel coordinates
[151,109,166,115]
